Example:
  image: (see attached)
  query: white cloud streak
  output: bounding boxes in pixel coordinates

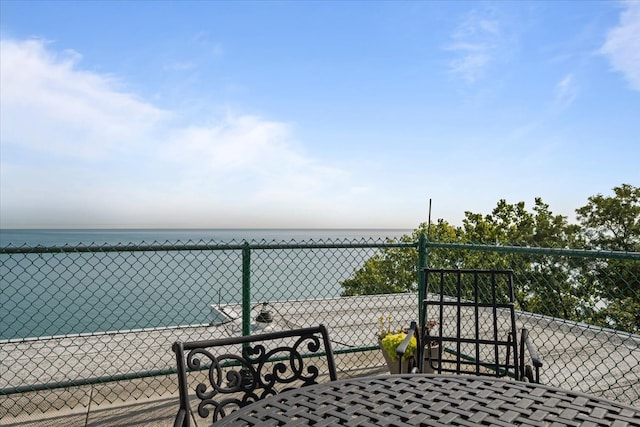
[554,73,579,109]
[445,9,503,84]
[0,38,353,228]
[1,39,169,159]
[601,1,640,92]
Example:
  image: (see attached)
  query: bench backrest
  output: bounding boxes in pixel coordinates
[172,325,337,426]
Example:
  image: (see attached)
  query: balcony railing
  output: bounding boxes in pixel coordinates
[1,237,638,417]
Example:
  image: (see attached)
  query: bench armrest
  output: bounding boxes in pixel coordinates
[520,328,543,383]
[395,321,418,372]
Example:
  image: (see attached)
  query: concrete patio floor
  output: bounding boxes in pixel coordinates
[2,294,638,425]
[1,361,388,427]
[0,394,178,427]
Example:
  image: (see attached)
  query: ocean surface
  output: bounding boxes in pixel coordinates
[0,229,412,340]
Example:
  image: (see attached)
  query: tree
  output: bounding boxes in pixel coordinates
[340,186,639,333]
[575,184,640,333]
[341,198,578,300]
[458,198,584,318]
[340,220,459,296]
[576,183,640,252]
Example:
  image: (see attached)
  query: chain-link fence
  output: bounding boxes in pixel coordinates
[1,237,639,418]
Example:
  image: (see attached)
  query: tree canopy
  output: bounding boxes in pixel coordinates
[340,184,640,333]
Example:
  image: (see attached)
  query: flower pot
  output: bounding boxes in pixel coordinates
[380,344,413,374]
[423,344,440,374]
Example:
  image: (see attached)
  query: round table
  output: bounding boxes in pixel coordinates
[213,374,640,426]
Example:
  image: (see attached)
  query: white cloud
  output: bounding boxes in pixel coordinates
[554,73,579,109]
[601,1,640,92]
[165,115,293,171]
[158,114,348,204]
[1,39,170,159]
[0,38,354,228]
[445,9,503,83]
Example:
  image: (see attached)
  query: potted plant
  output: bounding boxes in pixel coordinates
[377,316,439,374]
[377,316,416,374]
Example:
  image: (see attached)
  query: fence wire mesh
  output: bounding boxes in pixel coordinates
[1,237,639,419]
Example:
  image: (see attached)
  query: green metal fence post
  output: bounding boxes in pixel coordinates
[418,233,427,322]
[242,241,251,336]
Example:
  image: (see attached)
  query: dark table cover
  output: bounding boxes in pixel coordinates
[214,374,640,426]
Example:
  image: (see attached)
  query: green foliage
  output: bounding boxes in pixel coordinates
[575,184,640,333]
[341,220,460,296]
[381,332,416,361]
[340,184,640,334]
[376,315,417,361]
[576,183,640,252]
[340,250,416,296]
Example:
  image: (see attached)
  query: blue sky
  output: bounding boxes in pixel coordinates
[1,1,638,229]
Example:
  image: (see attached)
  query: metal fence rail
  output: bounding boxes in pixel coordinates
[1,237,639,417]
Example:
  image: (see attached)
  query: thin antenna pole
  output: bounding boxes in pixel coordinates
[427,198,432,237]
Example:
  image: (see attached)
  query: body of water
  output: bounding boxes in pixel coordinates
[1,229,412,340]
